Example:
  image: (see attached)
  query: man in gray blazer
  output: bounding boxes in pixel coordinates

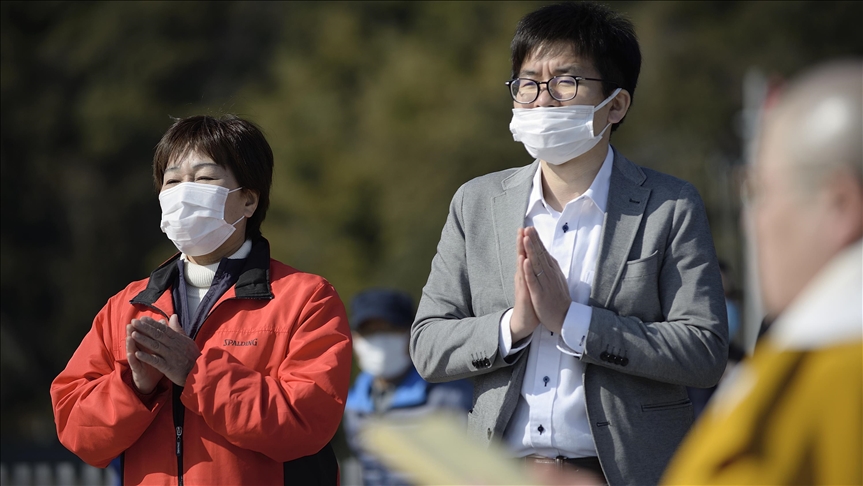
[410,3,728,485]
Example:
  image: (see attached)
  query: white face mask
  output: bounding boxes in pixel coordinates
[353,332,412,379]
[159,182,244,257]
[509,88,622,165]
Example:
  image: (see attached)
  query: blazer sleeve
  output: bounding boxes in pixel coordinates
[50,297,170,468]
[582,182,728,388]
[180,280,352,463]
[411,184,519,383]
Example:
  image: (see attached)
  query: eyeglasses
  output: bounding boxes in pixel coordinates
[505,75,617,104]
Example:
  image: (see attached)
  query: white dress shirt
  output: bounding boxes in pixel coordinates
[498,147,613,459]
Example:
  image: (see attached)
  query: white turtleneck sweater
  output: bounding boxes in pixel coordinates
[181,240,253,317]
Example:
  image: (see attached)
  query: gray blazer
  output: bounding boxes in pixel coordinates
[410,150,728,486]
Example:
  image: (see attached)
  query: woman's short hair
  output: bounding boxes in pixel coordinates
[511,2,642,131]
[153,115,273,239]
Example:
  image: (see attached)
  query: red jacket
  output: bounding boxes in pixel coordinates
[51,238,352,485]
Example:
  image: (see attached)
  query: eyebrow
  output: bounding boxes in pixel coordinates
[164,162,221,172]
[518,65,584,78]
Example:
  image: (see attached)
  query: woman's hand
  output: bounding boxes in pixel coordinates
[126,321,164,394]
[130,315,201,387]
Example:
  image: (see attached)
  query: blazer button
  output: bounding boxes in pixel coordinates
[613,356,622,365]
[483,358,491,367]
[600,352,609,361]
[621,357,629,366]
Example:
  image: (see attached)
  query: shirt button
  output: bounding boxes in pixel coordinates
[543,376,550,386]
[537,425,545,435]
[562,223,569,233]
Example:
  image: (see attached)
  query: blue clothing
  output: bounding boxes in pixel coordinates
[343,367,472,486]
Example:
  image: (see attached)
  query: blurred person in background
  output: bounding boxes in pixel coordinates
[51,115,353,485]
[663,59,862,484]
[343,289,472,486]
[410,2,727,485]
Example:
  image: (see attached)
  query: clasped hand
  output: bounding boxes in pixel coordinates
[510,227,571,343]
[126,314,201,394]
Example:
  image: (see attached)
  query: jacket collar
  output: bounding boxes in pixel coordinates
[590,149,651,308]
[131,236,274,307]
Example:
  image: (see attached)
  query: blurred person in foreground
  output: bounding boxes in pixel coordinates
[663,60,863,484]
[410,2,727,485]
[50,115,353,485]
[343,289,472,485]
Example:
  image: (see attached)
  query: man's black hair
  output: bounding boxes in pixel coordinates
[511,2,642,131]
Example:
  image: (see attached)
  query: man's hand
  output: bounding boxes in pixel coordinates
[126,321,164,394]
[511,227,541,343]
[130,315,201,387]
[523,226,571,334]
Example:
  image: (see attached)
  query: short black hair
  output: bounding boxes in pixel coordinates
[511,2,642,131]
[153,115,274,239]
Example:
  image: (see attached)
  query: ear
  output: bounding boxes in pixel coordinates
[824,170,863,247]
[242,189,260,219]
[607,89,632,125]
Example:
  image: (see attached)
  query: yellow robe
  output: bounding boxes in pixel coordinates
[664,242,863,485]
[663,342,862,485]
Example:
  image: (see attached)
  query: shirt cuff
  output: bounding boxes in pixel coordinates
[557,302,593,357]
[499,308,532,357]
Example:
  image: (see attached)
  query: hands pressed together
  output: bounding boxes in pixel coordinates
[126,314,201,394]
[510,227,571,343]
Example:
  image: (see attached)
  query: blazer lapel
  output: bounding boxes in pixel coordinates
[591,151,651,308]
[492,162,537,307]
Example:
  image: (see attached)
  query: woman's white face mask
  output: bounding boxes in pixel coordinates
[509,88,621,165]
[159,182,244,257]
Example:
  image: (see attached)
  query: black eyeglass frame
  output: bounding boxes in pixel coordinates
[505,75,619,104]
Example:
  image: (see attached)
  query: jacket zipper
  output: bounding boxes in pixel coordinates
[173,384,185,486]
[175,425,184,485]
[138,302,185,485]
[143,296,257,485]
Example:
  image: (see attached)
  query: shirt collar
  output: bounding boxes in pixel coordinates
[526,146,614,217]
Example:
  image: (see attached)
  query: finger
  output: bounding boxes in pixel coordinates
[167,314,185,336]
[126,335,141,368]
[131,330,162,353]
[516,227,526,258]
[523,257,543,292]
[526,226,547,256]
[135,350,167,373]
[134,318,173,342]
[515,254,528,291]
[524,236,545,276]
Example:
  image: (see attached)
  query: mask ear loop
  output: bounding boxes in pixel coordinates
[591,88,623,136]
[593,87,623,112]
[227,187,246,226]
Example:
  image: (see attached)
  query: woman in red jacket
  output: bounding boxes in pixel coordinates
[51,115,353,485]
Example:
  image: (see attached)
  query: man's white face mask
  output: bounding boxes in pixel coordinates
[159,182,244,257]
[352,332,412,379]
[509,88,621,165]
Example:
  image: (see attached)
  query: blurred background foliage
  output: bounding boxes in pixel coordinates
[1,0,861,453]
